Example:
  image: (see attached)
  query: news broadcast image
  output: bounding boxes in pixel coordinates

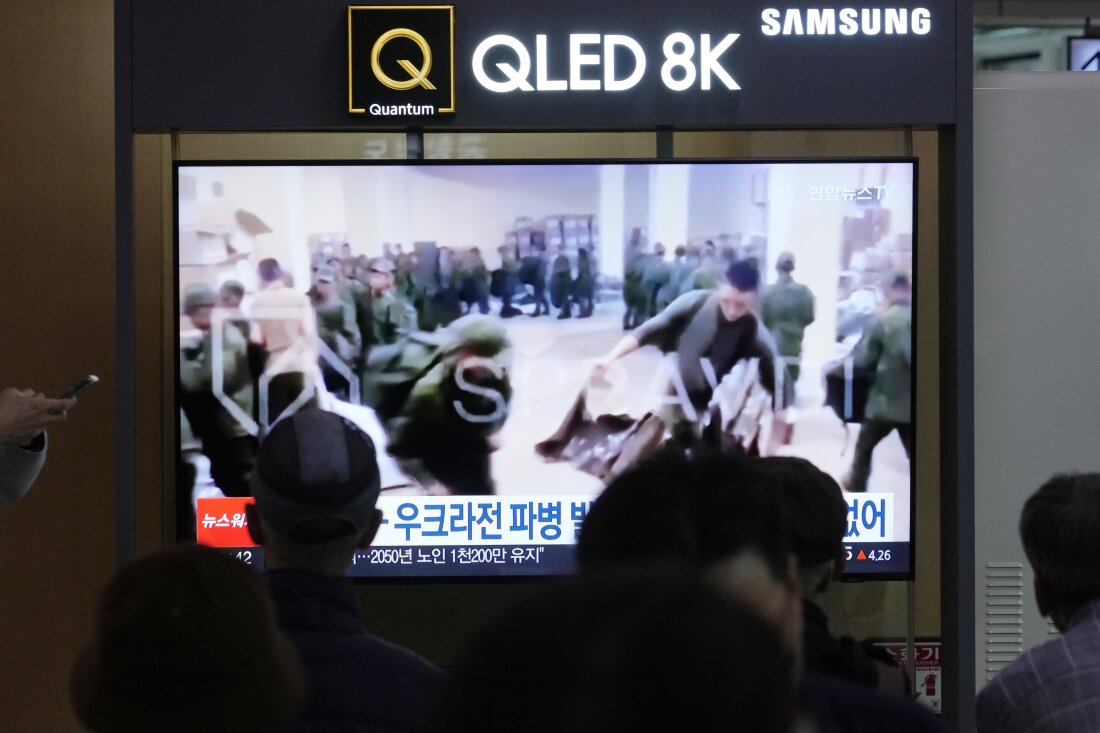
[176,160,914,577]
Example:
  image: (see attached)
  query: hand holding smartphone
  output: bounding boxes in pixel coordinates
[59,374,99,400]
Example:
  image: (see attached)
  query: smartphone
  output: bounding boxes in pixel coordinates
[59,374,99,399]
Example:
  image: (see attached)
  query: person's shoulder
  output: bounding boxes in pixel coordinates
[975,638,1077,724]
[673,289,713,309]
[360,631,443,678]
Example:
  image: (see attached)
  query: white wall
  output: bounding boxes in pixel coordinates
[973,71,1100,692]
[342,164,601,262]
[687,164,765,241]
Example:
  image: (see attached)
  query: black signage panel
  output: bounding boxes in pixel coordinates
[348,6,455,117]
[130,0,957,130]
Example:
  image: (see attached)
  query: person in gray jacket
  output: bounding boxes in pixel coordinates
[0,386,75,504]
[595,261,784,442]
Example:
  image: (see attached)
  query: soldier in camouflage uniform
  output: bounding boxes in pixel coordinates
[312,266,361,400]
[761,252,816,388]
[361,315,512,495]
[549,244,574,319]
[178,283,257,497]
[844,273,913,492]
[458,247,491,315]
[622,243,649,331]
[640,243,671,319]
[572,247,595,318]
[363,258,417,350]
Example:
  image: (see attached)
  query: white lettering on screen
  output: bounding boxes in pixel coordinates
[761,7,932,36]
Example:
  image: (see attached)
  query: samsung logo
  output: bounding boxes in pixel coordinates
[761,8,931,36]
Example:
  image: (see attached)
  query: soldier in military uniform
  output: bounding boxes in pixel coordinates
[844,273,913,492]
[363,257,417,351]
[682,244,736,296]
[178,283,257,497]
[622,243,649,330]
[408,245,442,330]
[494,244,523,318]
[458,247,491,315]
[549,244,574,319]
[761,252,816,389]
[521,242,552,317]
[311,266,361,400]
[361,315,512,494]
[572,247,595,318]
[640,243,671,319]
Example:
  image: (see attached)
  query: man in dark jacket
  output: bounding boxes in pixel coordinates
[761,456,908,696]
[245,408,443,732]
[595,261,784,441]
[576,448,943,733]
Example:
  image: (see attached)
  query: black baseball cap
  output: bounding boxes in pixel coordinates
[250,409,382,543]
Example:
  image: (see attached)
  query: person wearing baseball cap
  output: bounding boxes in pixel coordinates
[70,545,306,733]
[244,407,442,731]
[760,456,907,697]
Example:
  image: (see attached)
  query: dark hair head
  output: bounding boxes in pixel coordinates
[258,258,283,283]
[1020,473,1100,606]
[756,457,848,568]
[431,569,796,733]
[219,280,245,299]
[724,260,761,293]
[889,272,911,290]
[71,546,305,733]
[674,245,687,257]
[577,447,789,581]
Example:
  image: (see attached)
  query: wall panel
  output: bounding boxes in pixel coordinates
[0,1,116,730]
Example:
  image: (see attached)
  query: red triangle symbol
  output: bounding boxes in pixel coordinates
[857,550,867,560]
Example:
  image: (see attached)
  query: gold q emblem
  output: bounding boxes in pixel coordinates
[371,28,437,90]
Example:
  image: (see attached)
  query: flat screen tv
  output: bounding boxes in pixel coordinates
[176,158,916,579]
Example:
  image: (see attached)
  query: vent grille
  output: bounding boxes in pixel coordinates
[984,562,1023,681]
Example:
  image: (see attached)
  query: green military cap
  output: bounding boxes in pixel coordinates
[776,252,796,272]
[368,257,396,274]
[182,283,217,315]
[443,315,511,358]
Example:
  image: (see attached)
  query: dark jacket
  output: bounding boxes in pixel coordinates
[633,290,785,408]
[267,570,443,733]
[803,600,903,691]
[853,302,912,423]
[804,672,943,733]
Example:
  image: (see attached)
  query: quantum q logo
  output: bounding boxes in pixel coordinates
[371,28,436,90]
[348,6,455,117]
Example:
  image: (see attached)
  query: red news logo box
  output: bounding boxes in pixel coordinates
[196,497,257,548]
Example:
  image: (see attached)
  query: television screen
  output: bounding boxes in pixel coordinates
[176,159,916,578]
